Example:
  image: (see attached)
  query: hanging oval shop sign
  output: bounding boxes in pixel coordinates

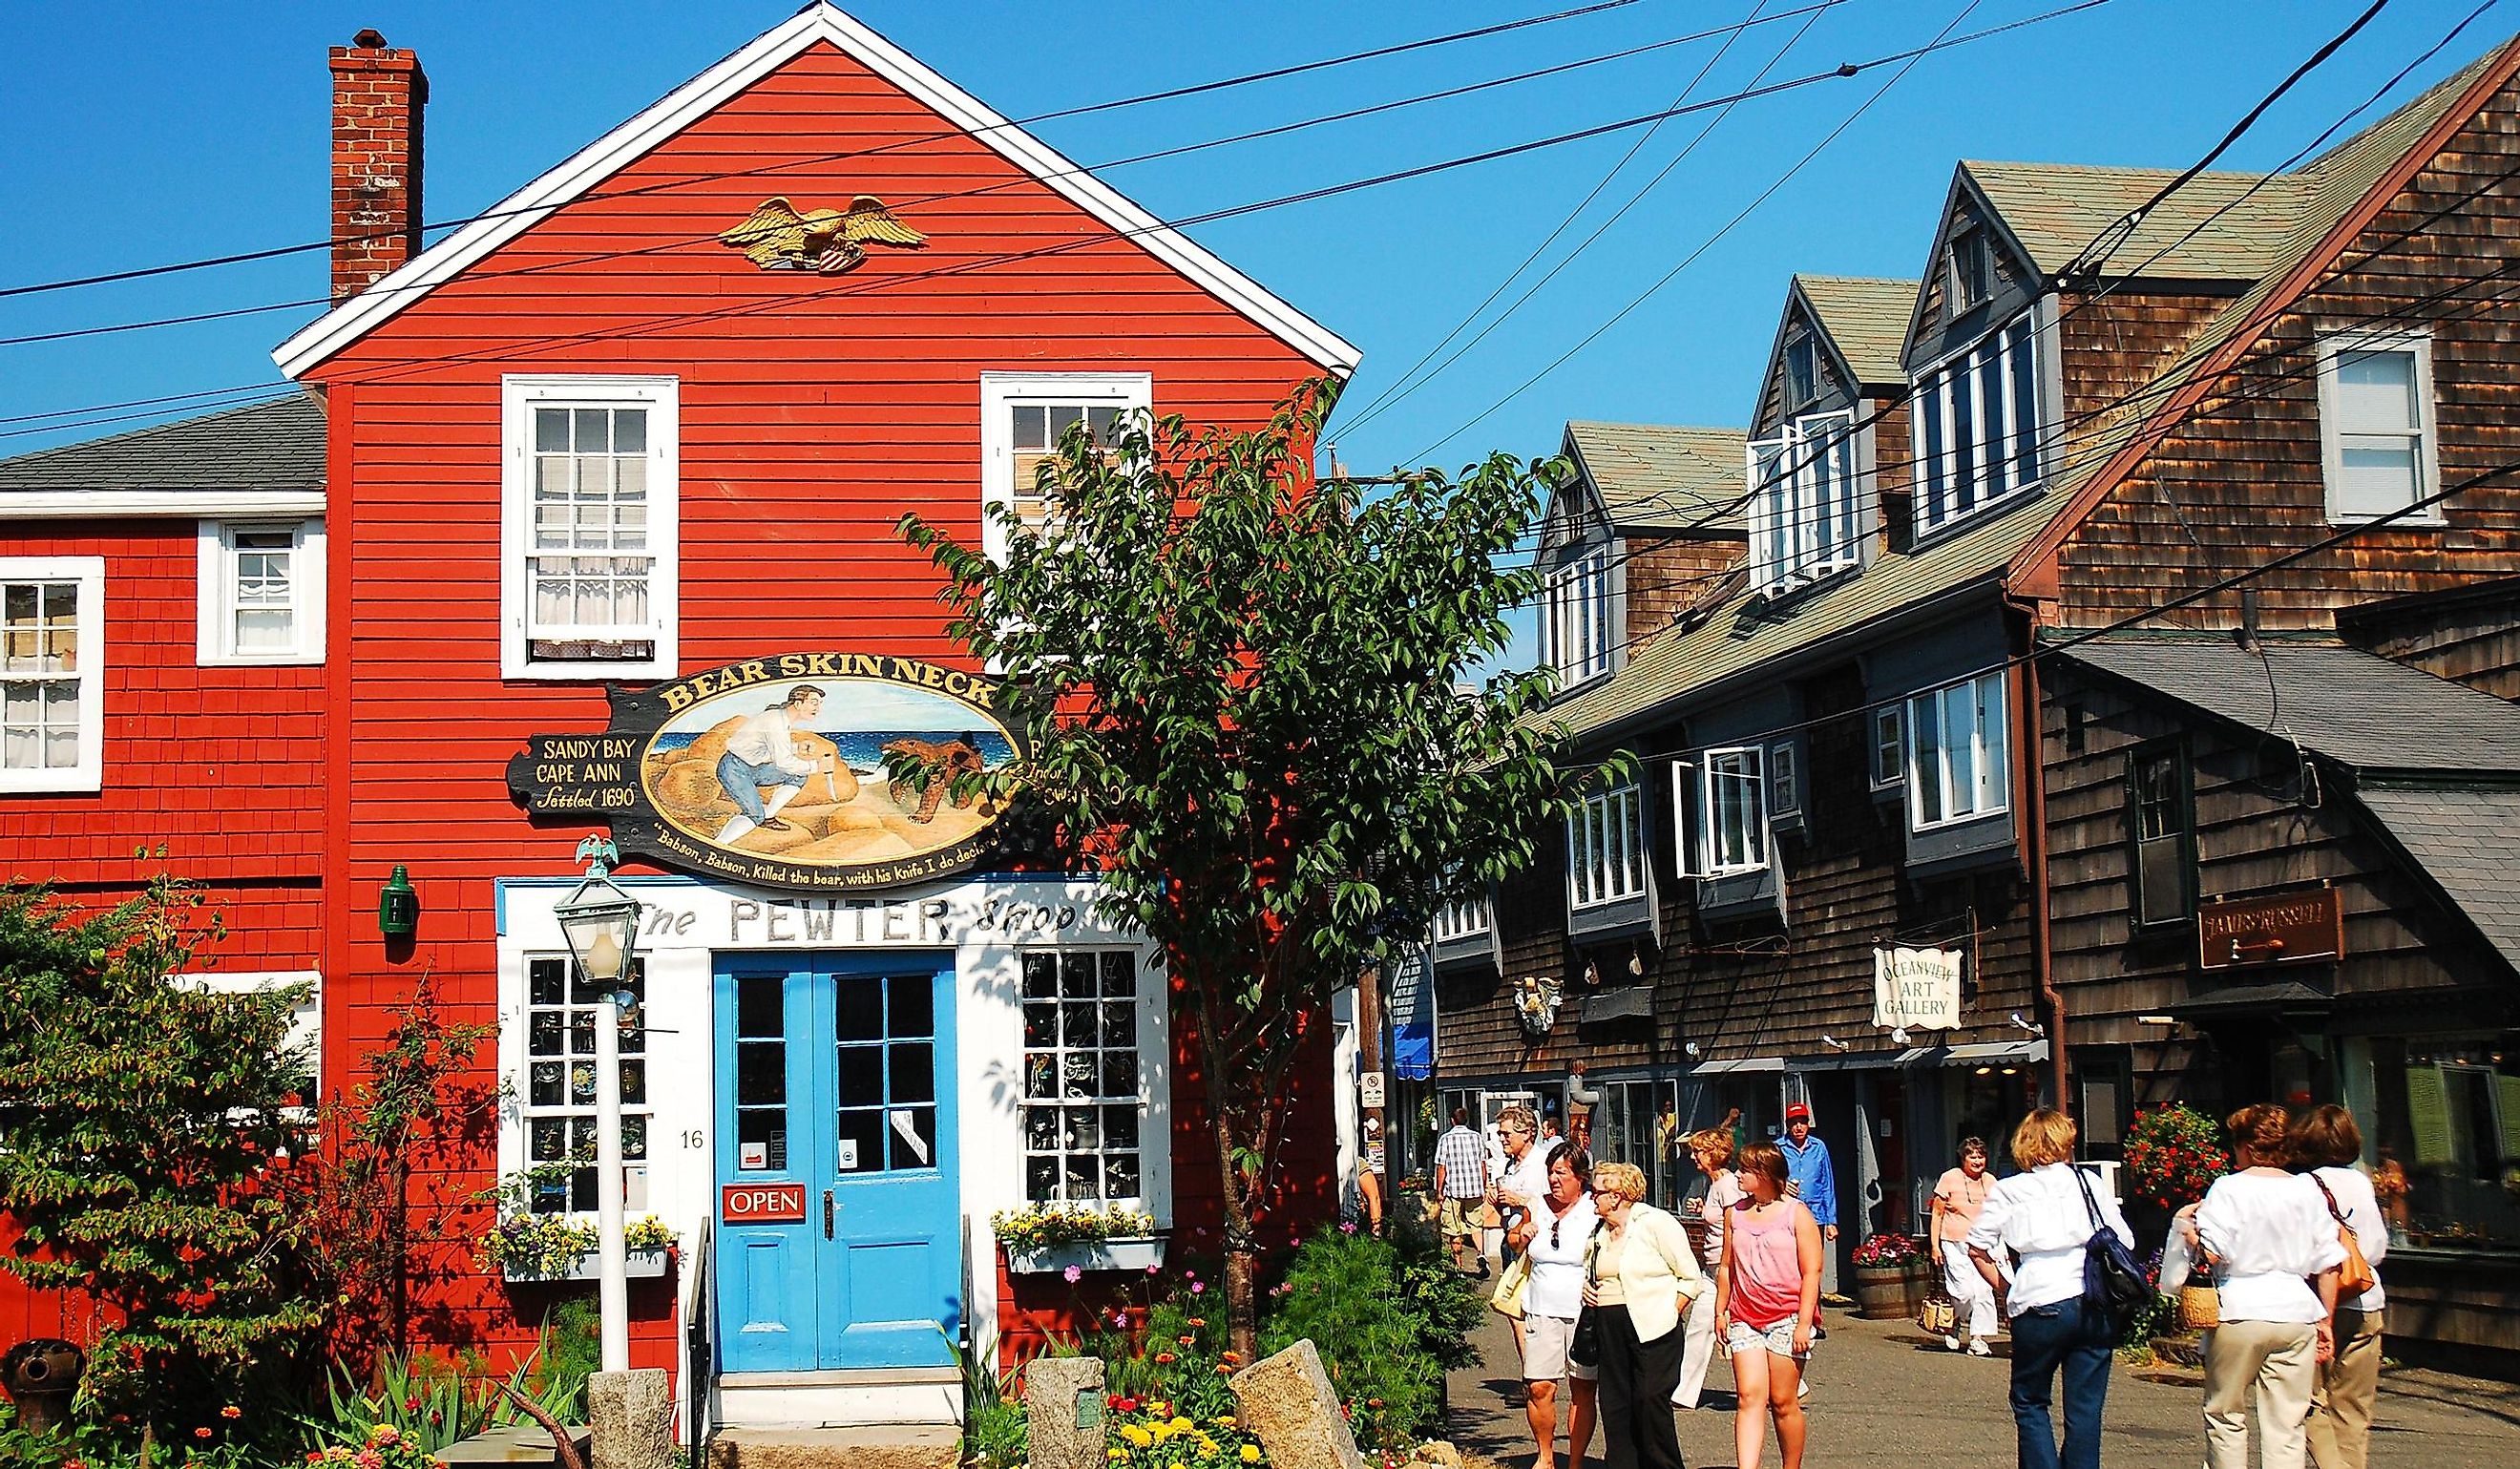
[506,653,1025,893]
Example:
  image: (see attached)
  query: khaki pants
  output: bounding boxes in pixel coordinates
[2306,1308,2384,1469]
[2203,1319,2320,1469]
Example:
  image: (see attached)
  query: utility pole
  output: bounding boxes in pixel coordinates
[1354,966,1388,1234]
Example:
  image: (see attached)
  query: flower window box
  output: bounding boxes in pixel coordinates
[1004,1235,1167,1275]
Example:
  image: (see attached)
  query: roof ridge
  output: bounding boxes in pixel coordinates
[0,393,313,472]
[2302,36,2514,180]
[1564,419,1746,435]
[1961,157,2278,182]
[1792,272,1919,286]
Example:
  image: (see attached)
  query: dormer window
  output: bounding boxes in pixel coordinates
[1912,312,2044,535]
[1947,226,1995,313]
[1785,333,1819,409]
[1544,545,1614,686]
[1747,410,1862,592]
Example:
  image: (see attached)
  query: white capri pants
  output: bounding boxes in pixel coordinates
[1942,1240,1998,1338]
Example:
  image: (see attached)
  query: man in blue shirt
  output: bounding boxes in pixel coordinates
[1779,1100,1838,1255]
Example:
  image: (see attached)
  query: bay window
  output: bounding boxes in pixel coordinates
[1747,411,1861,592]
[1905,671,2008,829]
[1544,547,1614,685]
[1568,783,1645,910]
[1912,313,2043,535]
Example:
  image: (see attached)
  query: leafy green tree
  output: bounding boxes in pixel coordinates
[0,876,320,1449]
[898,381,1591,1355]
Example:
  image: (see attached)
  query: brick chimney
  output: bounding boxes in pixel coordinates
[330,29,428,301]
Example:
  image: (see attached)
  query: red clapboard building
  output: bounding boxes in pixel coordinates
[0,3,1358,1428]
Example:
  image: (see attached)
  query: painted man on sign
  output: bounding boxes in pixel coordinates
[714,683,840,844]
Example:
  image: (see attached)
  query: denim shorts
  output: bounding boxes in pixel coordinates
[1726,1318,1809,1359]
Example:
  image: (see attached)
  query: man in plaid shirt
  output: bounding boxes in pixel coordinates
[1435,1105,1492,1275]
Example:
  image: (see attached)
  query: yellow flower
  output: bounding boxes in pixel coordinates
[1121,1425,1153,1449]
[1213,1417,1236,1428]
[1170,1417,1194,1434]
[1241,1447,1263,1464]
[1106,1453,1124,1462]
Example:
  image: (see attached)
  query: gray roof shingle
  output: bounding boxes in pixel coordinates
[2353,787,2520,971]
[2060,638,2520,773]
[1563,421,1747,534]
[1792,275,1916,388]
[0,395,326,493]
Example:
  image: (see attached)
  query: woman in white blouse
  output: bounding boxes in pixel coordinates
[2182,1104,2345,1469]
[2290,1105,2385,1469]
[1508,1144,1599,1469]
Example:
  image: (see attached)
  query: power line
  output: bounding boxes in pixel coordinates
[1332,0,1840,433]
[0,0,1690,302]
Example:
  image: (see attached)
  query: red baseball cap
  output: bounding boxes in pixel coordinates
[1785,1102,1812,1122]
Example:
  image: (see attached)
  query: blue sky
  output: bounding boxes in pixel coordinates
[0,1,2498,477]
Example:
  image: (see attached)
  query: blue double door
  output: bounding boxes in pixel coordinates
[714,954,960,1372]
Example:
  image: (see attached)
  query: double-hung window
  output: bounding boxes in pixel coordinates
[1544,546,1614,685]
[1912,312,2043,535]
[1869,706,1905,789]
[502,376,678,680]
[980,372,1152,562]
[198,519,325,664]
[1699,746,1769,875]
[2317,331,2440,523]
[1433,891,1493,945]
[1020,951,1147,1208]
[1747,411,1861,591]
[521,955,649,1215]
[0,556,102,794]
[1567,783,1646,909]
[2129,745,2194,926]
[1905,671,2009,829]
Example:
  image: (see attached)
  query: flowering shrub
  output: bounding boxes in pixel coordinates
[2124,1103,2230,1208]
[993,1204,1157,1251]
[1259,1221,1475,1450]
[306,1423,439,1469]
[1850,1232,1922,1267]
[1104,1400,1264,1468]
[475,1212,678,1276]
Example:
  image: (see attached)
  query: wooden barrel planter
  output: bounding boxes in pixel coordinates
[1852,1263,1912,1319]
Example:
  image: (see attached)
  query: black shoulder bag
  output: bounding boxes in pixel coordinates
[1569,1228,1604,1367]
[2075,1165,2151,1333]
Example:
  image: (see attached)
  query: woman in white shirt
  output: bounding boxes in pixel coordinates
[1964,1108,2134,1469]
[2290,1105,2385,1469]
[1509,1144,1600,1469]
[2183,1104,2345,1469]
[1671,1112,1745,1411]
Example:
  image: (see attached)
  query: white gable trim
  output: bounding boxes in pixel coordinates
[1,490,326,520]
[273,4,1357,380]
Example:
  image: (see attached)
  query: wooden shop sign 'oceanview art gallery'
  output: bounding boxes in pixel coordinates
[507,653,1025,893]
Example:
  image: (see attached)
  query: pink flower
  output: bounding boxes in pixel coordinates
[1340,1221,1357,1234]
[1063,1265,1083,1284]
[1190,1281,1206,1294]
[1144,1264,1161,1276]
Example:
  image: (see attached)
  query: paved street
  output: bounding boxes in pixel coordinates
[1444,1297,2520,1469]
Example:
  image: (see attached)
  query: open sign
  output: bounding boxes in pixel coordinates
[721,1182,807,1224]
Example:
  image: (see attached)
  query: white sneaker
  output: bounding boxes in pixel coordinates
[1942,1333,1963,1352]
[1967,1339,1993,1357]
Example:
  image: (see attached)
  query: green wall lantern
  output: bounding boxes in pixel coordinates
[377,865,419,937]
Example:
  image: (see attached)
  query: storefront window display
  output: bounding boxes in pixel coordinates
[1591,1078,1683,1209]
[2348,1034,2520,1251]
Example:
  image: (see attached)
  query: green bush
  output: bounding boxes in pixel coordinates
[1260,1223,1472,1449]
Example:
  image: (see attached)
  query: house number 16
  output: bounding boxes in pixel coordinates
[682,1130,706,1149]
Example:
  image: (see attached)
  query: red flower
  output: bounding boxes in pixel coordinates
[195,1428,214,1439]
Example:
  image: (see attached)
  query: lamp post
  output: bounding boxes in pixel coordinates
[554,836,643,1375]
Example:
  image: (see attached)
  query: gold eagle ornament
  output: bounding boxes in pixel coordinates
[718,195,927,274]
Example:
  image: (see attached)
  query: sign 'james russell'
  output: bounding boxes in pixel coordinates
[507,652,1025,894]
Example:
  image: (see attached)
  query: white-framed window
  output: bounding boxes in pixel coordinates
[1020,950,1148,1207]
[1544,545,1615,685]
[1433,890,1493,944]
[197,519,325,665]
[979,371,1153,564]
[1870,705,1905,789]
[1567,783,1646,910]
[1906,671,2009,830]
[1912,311,2044,535]
[1946,227,1996,314]
[1747,410,1862,592]
[520,954,649,1215]
[1784,332,1819,409]
[2316,330,2441,524]
[0,556,103,794]
[189,969,323,1091]
[1698,746,1769,875]
[1769,741,1800,819]
[500,375,679,681]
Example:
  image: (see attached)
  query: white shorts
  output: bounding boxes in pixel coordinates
[1726,1318,1810,1359]
[1522,1312,1600,1383]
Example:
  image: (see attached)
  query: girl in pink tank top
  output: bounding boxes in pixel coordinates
[1717,1141,1822,1469]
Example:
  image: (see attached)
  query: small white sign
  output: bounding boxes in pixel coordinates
[1873,946,1964,1031]
[1359,1071,1386,1108]
[836,1138,860,1170]
[1364,1142,1387,1172]
[739,1141,768,1171]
